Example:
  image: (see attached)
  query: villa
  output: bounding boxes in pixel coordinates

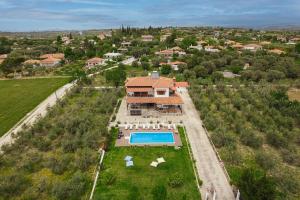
[159,61,187,71]
[141,35,154,42]
[242,44,262,52]
[40,57,61,67]
[104,52,122,59]
[155,47,186,58]
[85,57,105,69]
[125,71,186,116]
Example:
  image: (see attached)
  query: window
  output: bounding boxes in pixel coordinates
[157,90,166,95]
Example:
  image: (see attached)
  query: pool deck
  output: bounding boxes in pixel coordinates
[115,127,182,147]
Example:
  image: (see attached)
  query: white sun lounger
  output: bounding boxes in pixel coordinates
[147,124,150,129]
[135,124,139,130]
[129,124,133,130]
[168,124,171,130]
[150,161,159,167]
[152,124,156,130]
[157,124,161,130]
[157,157,166,164]
[142,124,146,129]
[172,124,176,130]
[125,124,128,130]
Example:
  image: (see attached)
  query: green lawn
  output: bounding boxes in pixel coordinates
[94,127,200,200]
[0,77,70,136]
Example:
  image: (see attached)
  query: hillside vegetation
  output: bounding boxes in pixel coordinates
[190,83,300,199]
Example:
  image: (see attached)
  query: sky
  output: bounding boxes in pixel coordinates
[0,0,300,32]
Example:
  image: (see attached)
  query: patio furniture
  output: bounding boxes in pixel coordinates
[157,157,166,164]
[168,124,171,130]
[124,155,132,161]
[172,124,176,130]
[129,124,133,130]
[125,124,128,130]
[150,161,159,167]
[142,124,146,129]
[126,160,134,167]
[135,124,139,130]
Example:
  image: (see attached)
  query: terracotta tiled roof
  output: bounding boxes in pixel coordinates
[126,95,183,105]
[268,49,285,54]
[40,53,64,59]
[24,59,41,65]
[86,57,104,63]
[126,87,153,92]
[125,77,174,88]
[40,57,60,64]
[175,82,189,88]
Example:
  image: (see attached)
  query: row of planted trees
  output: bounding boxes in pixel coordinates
[190,82,300,200]
[0,86,123,200]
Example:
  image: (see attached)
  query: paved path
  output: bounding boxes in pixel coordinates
[0,82,75,150]
[180,90,235,200]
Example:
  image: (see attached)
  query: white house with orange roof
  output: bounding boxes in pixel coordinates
[85,57,105,69]
[39,53,64,67]
[125,71,187,116]
[243,44,262,52]
[141,35,154,42]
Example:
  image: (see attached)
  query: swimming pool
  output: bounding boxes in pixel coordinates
[129,132,175,144]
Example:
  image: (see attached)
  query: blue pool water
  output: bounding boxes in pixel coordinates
[130,132,175,144]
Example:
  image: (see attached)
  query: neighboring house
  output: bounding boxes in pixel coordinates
[260,41,271,45]
[121,41,131,47]
[104,52,122,59]
[232,43,244,50]
[243,44,262,52]
[62,36,71,45]
[23,59,41,67]
[189,44,203,51]
[159,61,187,71]
[222,71,240,78]
[40,57,61,67]
[40,53,65,60]
[85,57,105,69]
[268,49,285,55]
[39,53,64,67]
[155,47,186,58]
[141,35,154,42]
[125,71,185,116]
[204,46,220,53]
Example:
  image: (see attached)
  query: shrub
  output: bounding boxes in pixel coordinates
[255,151,276,170]
[240,130,263,148]
[168,173,184,188]
[151,185,167,200]
[101,170,117,185]
[0,173,30,199]
[52,171,89,200]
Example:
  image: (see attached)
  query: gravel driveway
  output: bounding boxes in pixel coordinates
[180,90,235,200]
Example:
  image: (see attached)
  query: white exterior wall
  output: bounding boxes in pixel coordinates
[154,88,169,97]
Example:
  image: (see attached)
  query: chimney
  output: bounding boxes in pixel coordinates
[151,71,160,79]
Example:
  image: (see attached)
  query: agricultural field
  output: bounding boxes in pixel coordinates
[94,127,200,200]
[190,83,300,199]
[0,78,70,136]
[0,87,122,200]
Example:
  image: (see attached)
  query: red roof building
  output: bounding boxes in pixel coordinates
[125,72,187,116]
